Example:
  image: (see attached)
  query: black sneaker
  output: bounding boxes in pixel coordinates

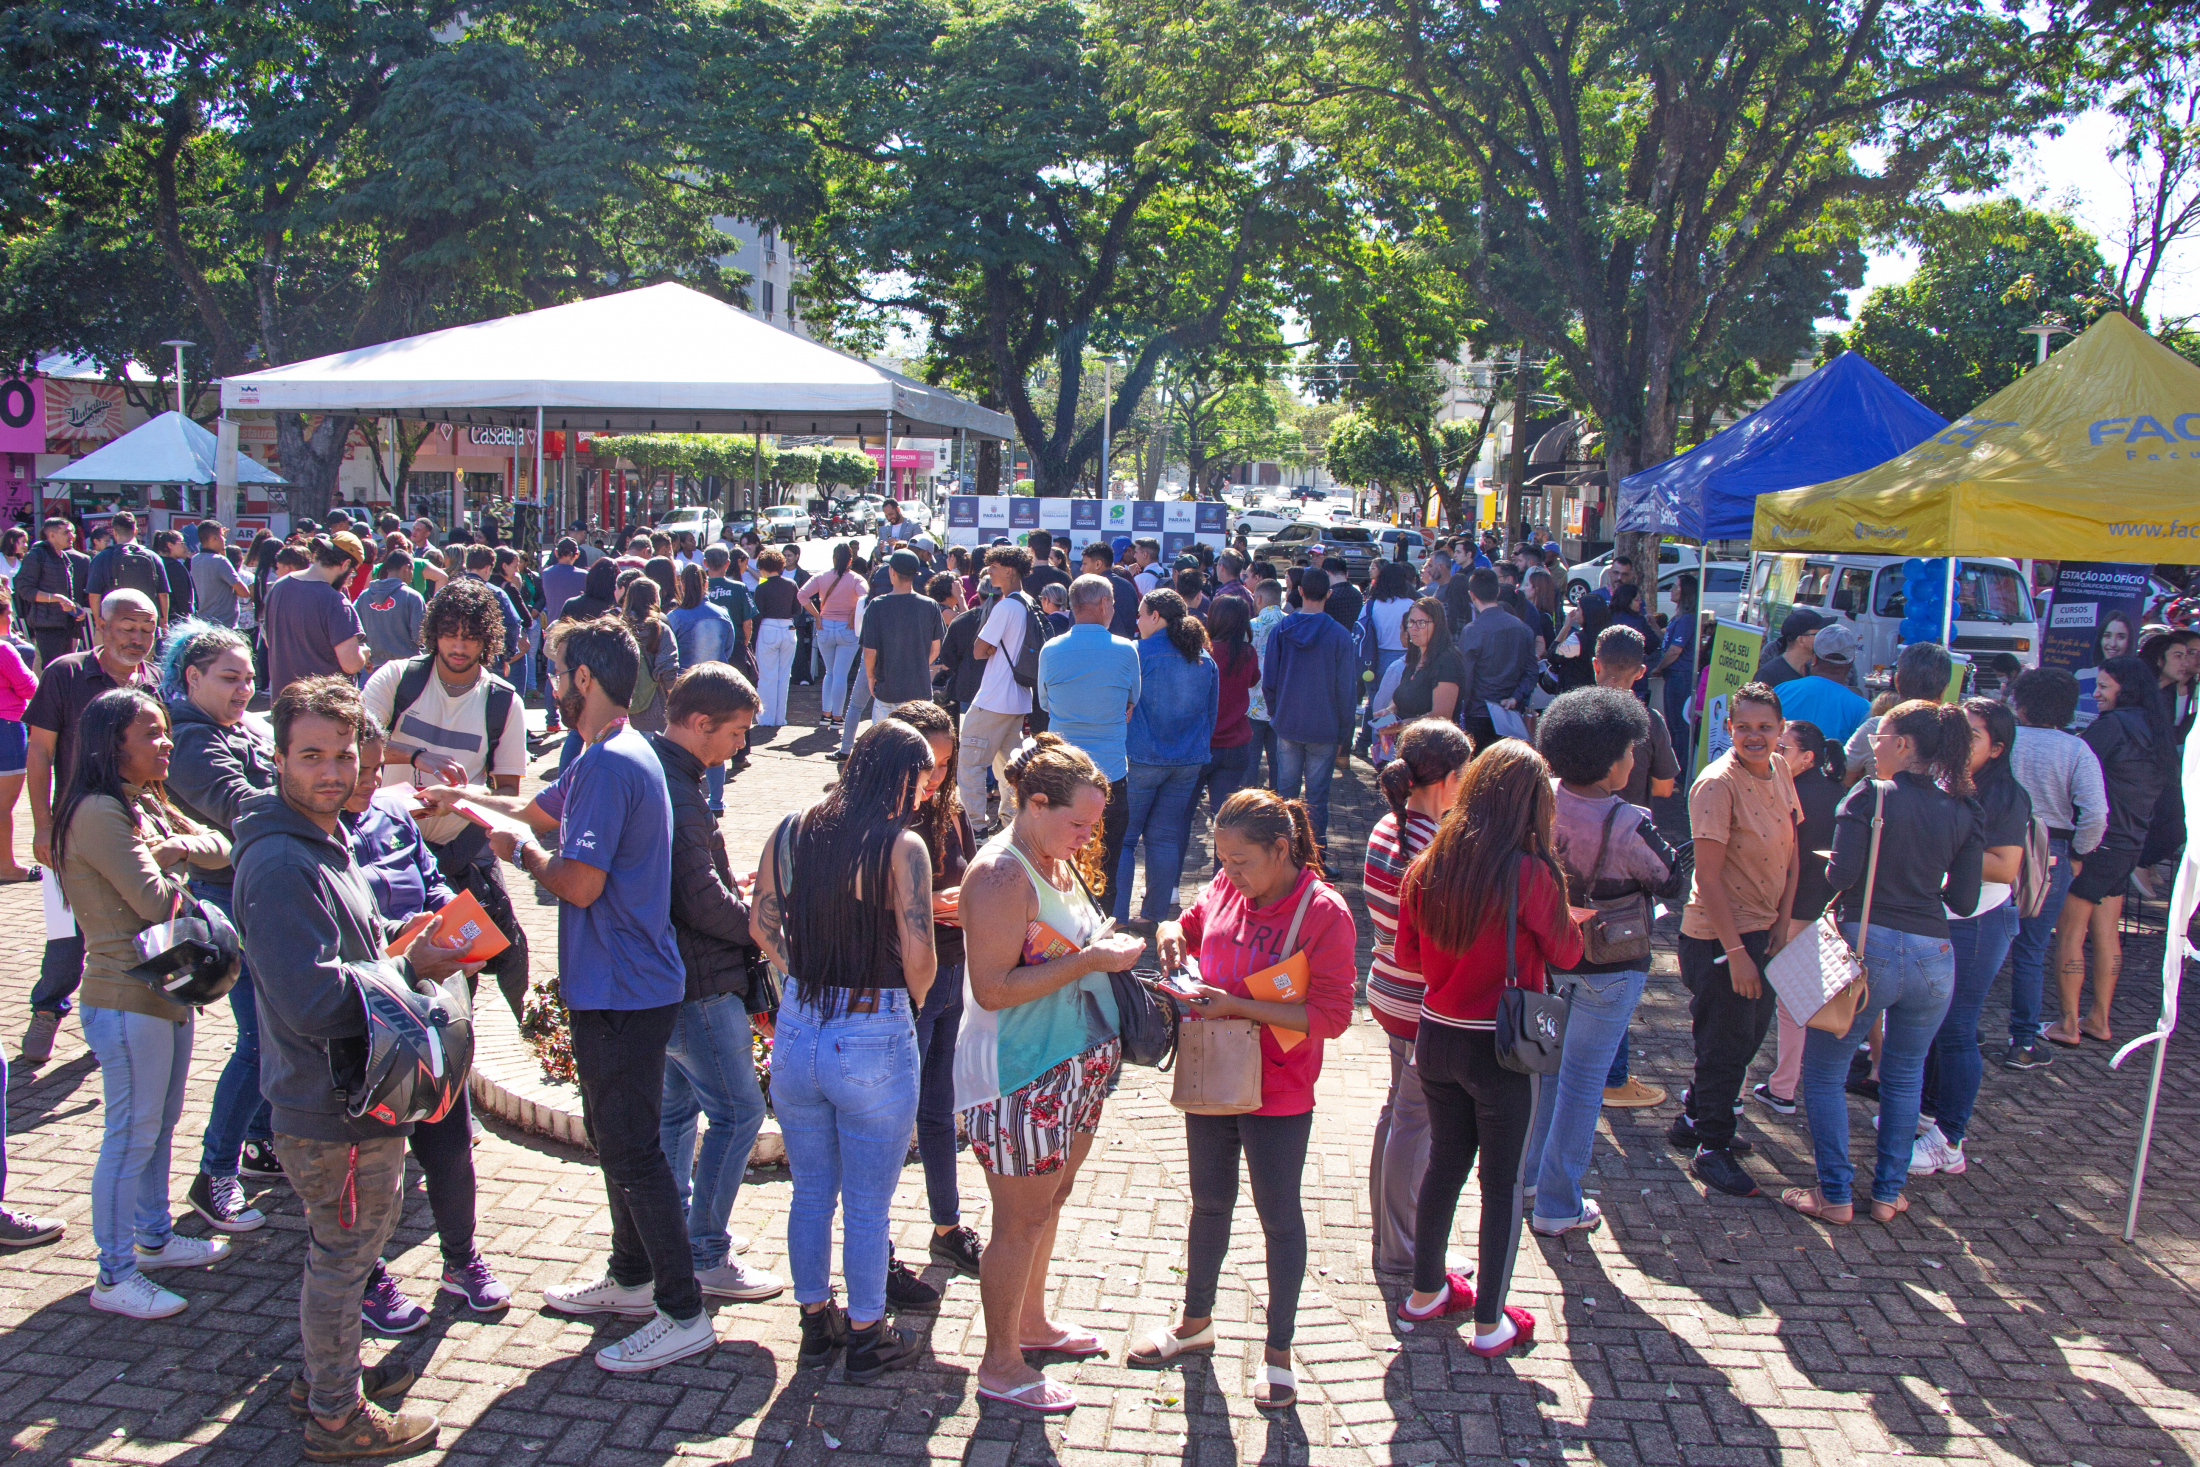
[885,1255,941,1311]
[2002,1041,2053,1071]
[0,1204,63,1248]
[239,1138,286,1179]
[188,1172,268,1233]
[1690,1146,1761,1198]
[798,1299,847,1369]
[1667,1112,1753,1157]
[1750,1082,1798,1116]
[843,1320,917,1385]
[928,1225,983,1279]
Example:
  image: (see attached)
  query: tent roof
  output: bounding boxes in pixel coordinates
[43,411,286,486]
[218,282,1015,441]
[1752,313,2200,559]
[1617,353,1946,541]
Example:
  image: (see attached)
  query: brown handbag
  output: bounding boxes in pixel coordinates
[1169,882,1319,1116]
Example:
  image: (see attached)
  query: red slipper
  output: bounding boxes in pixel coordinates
[1398,1271,1477,1322]
[1467,1305,1536,1358]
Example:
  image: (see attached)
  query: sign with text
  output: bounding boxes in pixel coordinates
[1694,618,1768,774]
[2039,560,2150,725]
[0,377,44,454]
[946,497,1227,554]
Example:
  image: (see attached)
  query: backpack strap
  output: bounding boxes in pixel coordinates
[392,654,516,774]
[391,654,436,726]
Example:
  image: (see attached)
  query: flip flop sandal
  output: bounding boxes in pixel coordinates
[1021,1326,1105,1360]
[1126,1322,1215,1368]
[1254,1363,1297,1409]
[1870,1194,1910,1224]
[1467,1305,1537,1359]
[1780,1187,1853,1226]
[975,1376,1078,1414]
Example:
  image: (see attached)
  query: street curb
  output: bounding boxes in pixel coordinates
[469,988,786,1163]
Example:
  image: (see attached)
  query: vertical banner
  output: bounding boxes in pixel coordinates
[2040,561,2150,726]
[1007,497,1040,530]
[1945,652,1973,705]
[1100,499,1135,540]
[1694,618,1767,773]
[1070,500,1102,536]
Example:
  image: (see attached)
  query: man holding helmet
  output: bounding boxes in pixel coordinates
[232,675,475,1462]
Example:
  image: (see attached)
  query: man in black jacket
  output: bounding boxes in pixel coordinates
[18,517,87,666]
[644,664,785,1303]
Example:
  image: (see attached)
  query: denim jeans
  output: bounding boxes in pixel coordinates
[838,663,877,756]
[705,762,727,813]
[1273,739,1338,848]
[29,933,84,1016]
[755,619,797,726]
[1115,761,1204,921]
[2006,836,2074,1044]
[1201,741,1255,816]
[1524,968,1647,1225]
[814,621,860,718]
[914,966,965,1227]
[194,884,273,1178]
[1923,900,2020,1146]
[1800,925,1956,1206]
[1356,647,1405,755]
[81,1005,191,1284]
[1249,718,1276,791]
[660,993,770,1273]
[570,1003,701,1321]
[770,987,920,1322]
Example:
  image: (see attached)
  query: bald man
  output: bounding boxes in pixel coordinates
[19,589,162,1063]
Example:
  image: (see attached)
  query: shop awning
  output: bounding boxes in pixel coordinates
[1618,352,1945,541]
[219,282,1015,441]
[42,410,286,486]
[1751,313,2200,559]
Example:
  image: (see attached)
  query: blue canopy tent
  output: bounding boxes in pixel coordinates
[1614,352,1946,541]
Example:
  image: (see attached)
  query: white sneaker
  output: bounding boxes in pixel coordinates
[133,1235,231,1270]
[542,1275,656,1318]
[594,1309,716,1373]
[696,1257,785,1301]
[1937,1137,1968,1175]
[1908,1134,1945,1175]
[91,1271,187,1319]
[1908,1124,1960,1175]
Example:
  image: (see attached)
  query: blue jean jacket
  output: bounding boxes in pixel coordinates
[1127,635,1218,766]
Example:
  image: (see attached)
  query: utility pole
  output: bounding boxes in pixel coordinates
[1503,348,1531,543]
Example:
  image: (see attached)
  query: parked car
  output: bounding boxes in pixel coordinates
[1234,506,1298,538]
[1739,551,2040,690]
[656,505,723,546]
[1661,561,1746,623]
[1372,527,1428,569]
[1252,521,1382,584]
[1565,543,1709,606]
[758,503,808,543]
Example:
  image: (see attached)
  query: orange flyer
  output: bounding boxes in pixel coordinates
[1243,952,1311,1051]
[1023,920,1080,965]
[387,890,511,966]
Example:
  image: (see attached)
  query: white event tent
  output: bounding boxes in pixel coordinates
[44,409,288,489]
[217,281,1015,443]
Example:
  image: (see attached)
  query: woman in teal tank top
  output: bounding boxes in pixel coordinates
[956,734,1150,1414]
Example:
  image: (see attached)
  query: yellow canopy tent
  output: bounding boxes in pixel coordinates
[1751,312,2200,559]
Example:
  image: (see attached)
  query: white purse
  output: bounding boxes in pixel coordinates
[1764,781,1882,1035]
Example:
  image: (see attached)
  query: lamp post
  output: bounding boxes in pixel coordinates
[160,339,195,416]
[2018,315,2075,366]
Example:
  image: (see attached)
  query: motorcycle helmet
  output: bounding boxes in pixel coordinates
[129,898,242,1007]
[332,964,474,1128]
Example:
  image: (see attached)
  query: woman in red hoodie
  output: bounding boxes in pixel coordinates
[1394,740,1581,1357]
[1132,790,1356,1409]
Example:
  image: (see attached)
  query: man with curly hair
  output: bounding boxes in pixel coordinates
[362,576,532,1017]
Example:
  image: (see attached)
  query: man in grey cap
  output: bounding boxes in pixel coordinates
[1771,620,1872,745]
[840,548,941,761]
[1756,607,1824,687]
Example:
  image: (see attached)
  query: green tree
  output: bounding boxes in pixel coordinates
[1323,411,1422,509]
[1293,0,2058,583]
[0,0,744,517]
[1842,201,2111,418]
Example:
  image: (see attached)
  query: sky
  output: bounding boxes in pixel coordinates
[1850,105,2200,330]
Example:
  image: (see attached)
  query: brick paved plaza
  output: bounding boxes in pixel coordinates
[4,687,2198,1467]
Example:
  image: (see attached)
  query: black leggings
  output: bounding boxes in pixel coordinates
[1184,1110,1313,1351]
[406,1087,478,1266]
[1412,1022,1535,1327]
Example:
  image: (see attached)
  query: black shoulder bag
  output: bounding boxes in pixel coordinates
[1495,858,1569,1075]
[1059,862,1177,1068]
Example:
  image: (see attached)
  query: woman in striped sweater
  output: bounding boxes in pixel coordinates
[1364,719,1472,1276]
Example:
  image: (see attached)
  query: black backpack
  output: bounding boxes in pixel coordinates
[1007,591,1046,690]
[390,655,516,767]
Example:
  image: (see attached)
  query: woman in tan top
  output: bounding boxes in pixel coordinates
[55,687,233,1321]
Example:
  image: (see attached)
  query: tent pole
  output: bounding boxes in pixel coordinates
[885,408,894,503]
[2124,1035,2170,1242]
[1941,554,1957,649]
[534,407,544,527]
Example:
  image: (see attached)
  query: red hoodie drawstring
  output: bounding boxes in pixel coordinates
[338,1144,359,1230]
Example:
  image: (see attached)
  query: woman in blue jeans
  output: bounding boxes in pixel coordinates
[157,623,281,1233]
[889,701,986,1277]
[1916,698,2032,1176]
[1523,688,1684,1236]
[1786,700,1982,1225]
[750,719,937,1384]
[1115,590,1218,921]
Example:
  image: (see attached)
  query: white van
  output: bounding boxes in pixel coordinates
[1739,552,2042,690]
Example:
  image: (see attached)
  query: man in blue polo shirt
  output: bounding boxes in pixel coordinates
[1038,573,1141,911]
[1772,621,1871,746]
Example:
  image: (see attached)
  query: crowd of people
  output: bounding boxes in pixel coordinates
[0,501,2190,1459]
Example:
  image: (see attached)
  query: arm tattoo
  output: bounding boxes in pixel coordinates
[899,837,934,953]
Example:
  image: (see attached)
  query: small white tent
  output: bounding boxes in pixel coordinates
[43,410,286,487]
[218,282,1015,441]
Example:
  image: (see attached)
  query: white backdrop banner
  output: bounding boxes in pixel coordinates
[947,496,1228,556]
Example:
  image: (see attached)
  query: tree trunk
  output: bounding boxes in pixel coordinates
[274,413,355,523]
[976,439,1001,496]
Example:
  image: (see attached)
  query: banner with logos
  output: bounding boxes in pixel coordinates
[2040,560,2151,726]
[945,496,1228,554]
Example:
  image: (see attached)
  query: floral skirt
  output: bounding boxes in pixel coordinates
[959,1038,1121,1176]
